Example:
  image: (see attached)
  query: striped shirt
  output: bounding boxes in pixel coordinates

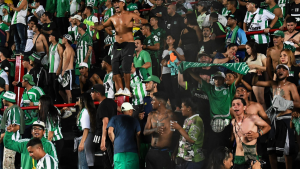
[104,7,115,56]
[31,2,35,13]
[48,43,60,73]
[44,108,63,141]
[244,8,275,44]
[76,32,92,65]
[278,0,289,17]
[221,7,231,17]
[22,86,45,125]
[130,70,147,105]
[36,154,58,169]
[85,15,98,38]
[5,106,22,140]
[11,0,28,25]
[103,72,115,99]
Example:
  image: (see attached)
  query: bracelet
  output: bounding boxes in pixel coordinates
[258,132,261,137]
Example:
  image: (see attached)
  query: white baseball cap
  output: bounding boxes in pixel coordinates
[121,102,135,111]
[78,62,89,69]
[276,64,290,73]
[71,15,82,21]
[32,121,46,129]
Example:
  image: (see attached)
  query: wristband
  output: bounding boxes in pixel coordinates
[258,132,261,137]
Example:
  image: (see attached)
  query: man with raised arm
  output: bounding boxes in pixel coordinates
[231,98,271,168]
[92,0,148,97]
[253,64,300,169]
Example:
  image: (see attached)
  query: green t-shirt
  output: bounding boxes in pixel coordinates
[46,0,56,13]
[130,68,148,106]
[127,3,138,11]
[201,80,235,119]
[152,27,166,52]
[143,33,160,59]
[22,86,45,125]
[56,0,70,17]
[104,7,114,22]
[266,4,284,29]
[134,50,152,75]
[76,32,93,65]
[85,0,99,13]
[44,107,63,141]
[177,114,205,162]
[0,22,9,32]
[3,15,12,24]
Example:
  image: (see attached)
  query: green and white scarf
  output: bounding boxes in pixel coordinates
[226,26,239,44]
[178,61,250,75]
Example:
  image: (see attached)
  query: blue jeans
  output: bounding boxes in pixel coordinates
[175,160,204,169]
[14,23,27,53]
[78,139,89,169]
[0,143,3,169]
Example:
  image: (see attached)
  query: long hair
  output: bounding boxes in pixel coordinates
[207,146,232,169]
[39,95,60,126]
[185,13,198,26]
[165,34,178,49]
[77,93,96,133]
[244,39,258,62]
[280,49,297,67]
[182,98,197,113]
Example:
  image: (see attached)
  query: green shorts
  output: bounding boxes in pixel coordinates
[234,155,259,165]
[114,152,139,169]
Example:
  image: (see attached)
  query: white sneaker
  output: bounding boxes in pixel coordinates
[115,88,123,96]
[122,87,131,97]
[62,110,72,119]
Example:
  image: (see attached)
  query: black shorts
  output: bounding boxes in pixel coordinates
[59,70,74,91]
[112,42,135,75]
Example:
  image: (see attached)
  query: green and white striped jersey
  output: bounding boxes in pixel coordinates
[76,32,93,65]
[48,43,60,73]
[3,15,12,25]
[278,0,289,17]
[221,7,231,17]
[244,8,275,44]
[103,72,115,99]
[4,106,22,140]
[22,86,45,125]
[104,7,114,22]
[85,15,98,38]
[36,154,58,169]
[11,0,28,25]
[44,107,63,141]
[77,108,90,131]
[130,70,147,105]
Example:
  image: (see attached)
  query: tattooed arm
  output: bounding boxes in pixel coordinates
[84,46,93,63]
[92,74,103,85]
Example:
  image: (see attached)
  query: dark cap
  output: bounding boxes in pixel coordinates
[228,14,238,22]
[211,1,222,10]
[103,55,111,65]
[21,55,30,61]
[78,23,87,30]
[91,84,105,94]
[210,12,219,19]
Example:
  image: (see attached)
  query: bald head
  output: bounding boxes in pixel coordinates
[167,4,176,16]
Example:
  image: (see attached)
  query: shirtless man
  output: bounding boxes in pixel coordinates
[32,24,48,57]
[78,62,103,93]
[231,84,271,125]
[92,0,148,97]
[284,16,300,65]
[59,34,74,105]
[253,64,300,169]
[143,92,177,169]
[266,30,284,79]
[231,98,271,168]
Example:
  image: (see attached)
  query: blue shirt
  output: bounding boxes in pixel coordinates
[107,115,141,154]
[225,28,248,60]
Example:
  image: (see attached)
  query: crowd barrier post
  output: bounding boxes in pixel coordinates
[14,55,24,106]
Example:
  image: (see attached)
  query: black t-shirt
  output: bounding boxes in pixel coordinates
[198,40,217,55]
[287,2,300,25]
[95,98,117,136]
[0,59,10,73]
[150,6,168,29]
[42,22,57,41]
[228,9,245,24]
[165,13,185,43]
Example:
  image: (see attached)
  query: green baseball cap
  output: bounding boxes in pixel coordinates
[143,75,160,84]
[29,53,41,62]
[3,6,9,13]
[1,91,16,103]
[283,41,296,53]
[23,74,36,86]
[271,30,284,38]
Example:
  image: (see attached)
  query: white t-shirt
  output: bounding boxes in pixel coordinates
[80,109,90,130]
[161,47,184,74]
[0,70,9,85]
[25,29,34,52]
[202,13,227,27]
